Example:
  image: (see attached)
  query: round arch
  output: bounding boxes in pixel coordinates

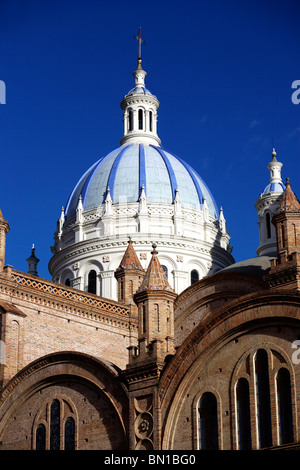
[0,351,129,450]
[160,291,300,450]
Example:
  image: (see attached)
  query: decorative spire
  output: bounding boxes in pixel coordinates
[139,185,147,214]
[267,146,283,186]
[76,195,84,223]
[0,209,10,272]
[277,178,300,213]
[59,207,65,231]
[26,244,39,276]
[174,188,182,215]
[104,187,113,215]
[136,244,173,293]
[116,237,144,272]
[219,206,226,233]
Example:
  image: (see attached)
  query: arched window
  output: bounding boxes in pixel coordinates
[154,303,160,331]
[255,349,272,448]
[65,278,71,287]
[281,223,285,248]
[277,368,293,445]
[236,378,252,449]
[191,269,199,285]
[138,109,143,130]
[120,278,124,301]
[34,397,77,450]
[266,212,271,239]
[198,392,219,450]
[293,223,297,245]
[161,265,168,279]
[88,269,97,294]
[65,417,75,450]
[128,110,133,132]
[142,303,146,334]
[50,399,60,450]
[36,423,46,450]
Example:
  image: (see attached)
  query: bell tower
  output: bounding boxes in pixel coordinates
[114,238,145,318]
[255,147,285,256]
[123,244,177,450]
[120,28,161,147]
[264,178,300,290]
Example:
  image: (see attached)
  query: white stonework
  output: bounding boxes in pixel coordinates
[49,56,234,300]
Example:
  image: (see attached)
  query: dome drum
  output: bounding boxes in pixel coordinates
[49,55,234,300]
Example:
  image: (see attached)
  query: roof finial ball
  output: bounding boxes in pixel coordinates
[151,243,158,255]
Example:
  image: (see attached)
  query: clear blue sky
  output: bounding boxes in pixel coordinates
[0,0,300,280]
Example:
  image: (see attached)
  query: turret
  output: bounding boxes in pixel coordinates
[264,178,300,290]
[120,28,161,146]
[130,244,177,365]
[255,147,285,257]
[114,238,145,318]
[26,244,39,276]
[0,209,10,272]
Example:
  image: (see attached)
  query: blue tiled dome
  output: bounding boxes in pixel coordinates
[261,181,285,195]
[65,143,219,220]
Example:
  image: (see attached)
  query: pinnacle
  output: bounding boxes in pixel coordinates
[277,178,300,213]
[0,209,9,229]
[117,238,144,272]
[137,245,173,293]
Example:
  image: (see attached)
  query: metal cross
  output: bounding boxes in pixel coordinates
[134,27,145,61]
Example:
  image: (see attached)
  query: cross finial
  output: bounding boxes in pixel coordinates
[134,27,145,67]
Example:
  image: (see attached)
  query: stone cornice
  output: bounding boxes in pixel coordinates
[49,236,234,273]
[0,270,137,332]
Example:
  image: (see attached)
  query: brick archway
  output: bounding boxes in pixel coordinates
[0,351,129,450]
[160,291,300,450]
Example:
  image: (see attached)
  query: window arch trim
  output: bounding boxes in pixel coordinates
[33,395,78,450]
[230,345,296,450]
[192,386,221,450]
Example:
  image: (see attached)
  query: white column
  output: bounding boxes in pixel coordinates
[100,270,116,300]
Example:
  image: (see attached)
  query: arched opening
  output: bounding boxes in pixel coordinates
[236,378,251,449]
[142,303,146,334]
[65,417,76,450]
[254,349,272,448]
[191,269,199,285]
[149,111,153,132]
[138,109,143,130]
[88,270,97,294]
[36,423,46,450]
[128,110,133,132]
[266,212,271,239]
[50,399,60,450]
[277,368,293,445]
[281,223,285,249]
[154,303,160,331]
[198,392,219,450]
[161,265,168,280]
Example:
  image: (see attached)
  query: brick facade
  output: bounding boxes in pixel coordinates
[0,181,300,450]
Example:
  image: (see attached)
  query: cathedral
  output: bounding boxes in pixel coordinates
[0,31,300,451]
